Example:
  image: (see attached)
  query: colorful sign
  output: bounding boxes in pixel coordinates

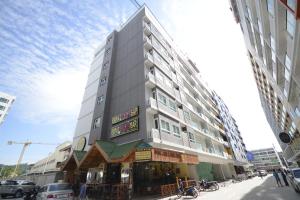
[135,150,152,161]
[76,136,86,151]
[111,117,139,137]
[112,107,139,125]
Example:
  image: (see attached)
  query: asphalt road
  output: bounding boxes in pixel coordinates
[197,175,300,200]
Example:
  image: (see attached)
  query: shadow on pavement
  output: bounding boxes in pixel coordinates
[241,176,300,200]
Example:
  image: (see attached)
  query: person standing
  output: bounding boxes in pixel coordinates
[280,169,289,186]
[258,171,263,179]
[273,169,283,187]
[79,182,87,200]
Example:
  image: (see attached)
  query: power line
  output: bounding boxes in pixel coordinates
[130,0,141,9]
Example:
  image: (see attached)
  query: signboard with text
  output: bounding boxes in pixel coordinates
[112,107,139,125]
[111,117,139,137]
[135,150,152,161]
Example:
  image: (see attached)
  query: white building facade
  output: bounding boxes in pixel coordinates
[0,91,15,125]
[229,0,300,165]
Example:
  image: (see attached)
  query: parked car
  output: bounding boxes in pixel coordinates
[36,183,74,200]
[0,180,36,198]
[288,168,300,193]
[245,171,256,179]
[257,170,268,177]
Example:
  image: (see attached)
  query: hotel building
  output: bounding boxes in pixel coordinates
[229,0,300,165]
[213,93,249,173]
[63,5,245,198]
[0,91,15,125]
[250,147,283,171]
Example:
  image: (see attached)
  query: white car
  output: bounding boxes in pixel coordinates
[36,183,74,200]
[289,168,300,193]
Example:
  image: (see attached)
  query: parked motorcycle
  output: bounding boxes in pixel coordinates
[198,179,219,191]
[23,187,38,200]
[177,186,198,199]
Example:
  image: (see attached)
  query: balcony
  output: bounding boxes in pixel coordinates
[147,128,161,143]
[143,23,151,36]
[145,72,156,88]
[143,36,152,50]
[144,52,154,67]
[146,97,158,114]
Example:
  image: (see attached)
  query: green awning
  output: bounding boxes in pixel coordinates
[95,140,146,160]
[73,150,87,162]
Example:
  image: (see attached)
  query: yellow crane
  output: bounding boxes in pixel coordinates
[7,140,58,177]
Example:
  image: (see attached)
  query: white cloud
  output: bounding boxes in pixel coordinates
[158,0,282,151]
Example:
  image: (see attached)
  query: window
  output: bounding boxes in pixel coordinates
[161,120,170,132]
[0,105,5,111]
[100,76,107,86]
[97,95,104,104]
[103,62,109,70]
[285,68,290,80]
[188,132,195,142]
[287,10,296,36]
[183,111,191,121]
[158,93,167,105]
[172,125,180,137]
[93,117,101,129]
[105,48,111,56]
[0,97,9,103]
[258,20,263,34]
[169,99,176,111]
[271,50,276,63]
[267,0,275,16]
[270,35,275,50]
[287,0,296,11]
[154,118,159,129]
[285,54,291,71]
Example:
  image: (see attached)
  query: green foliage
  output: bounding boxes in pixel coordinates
[0,164,28,178]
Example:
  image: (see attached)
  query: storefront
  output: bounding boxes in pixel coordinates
[62,140,199,199]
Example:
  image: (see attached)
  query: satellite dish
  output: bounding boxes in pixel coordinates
[279,132,291,144]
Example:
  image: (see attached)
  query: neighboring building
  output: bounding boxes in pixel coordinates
[64,5,243,197]
[229,0,300,165]
[250,147,282,171]
[213,93,249,174]
[0,91,15,125]
[27,142,71,185]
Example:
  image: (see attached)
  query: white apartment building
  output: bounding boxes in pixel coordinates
[229,0,300,166]
[251,147,283,171]
[0,91,15,125]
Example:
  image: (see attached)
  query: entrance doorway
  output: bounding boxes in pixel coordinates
[106,163,121,184]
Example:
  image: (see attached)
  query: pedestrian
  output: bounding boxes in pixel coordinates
[279,169,289,186]
[178,178,184,193]
[79,182,87,200]
[273,169,283,187]
[258,171,263,179]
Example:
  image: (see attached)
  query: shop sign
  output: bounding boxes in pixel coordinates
[76,136,86,151]
[135,150,152,161]
[112,106,139,125]
[111,117,139,137]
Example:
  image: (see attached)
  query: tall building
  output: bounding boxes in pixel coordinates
[213,93,249,173]
[0,91,15,125]
[250,147,283,171]
[229,0,300,165]
[63,5,246,197]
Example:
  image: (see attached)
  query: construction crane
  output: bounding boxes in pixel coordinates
[7,140,58,177]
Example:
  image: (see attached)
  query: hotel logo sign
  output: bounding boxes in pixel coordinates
[111,106,139,137]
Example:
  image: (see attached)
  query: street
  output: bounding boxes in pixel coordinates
[160,175,300,200]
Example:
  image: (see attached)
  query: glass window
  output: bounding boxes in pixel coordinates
[285,53,291,71]
[271,50,276,63]
[258,20,263,34]
[0,105,5,111]
[169,99,176,111]
[158,93,167,105]
[0,97,9,103]
[267,0,275,16]
[93,117,101,129]
[97,95,104,104]
[188,132,195,142]
[161,120,170,132]
[270,35,275,50]
[100,76,107,86]
[183,111,191,121]
[287,0,296,11]
[172,125,180,137]
[287,10,296,36]
[285,68,290,80]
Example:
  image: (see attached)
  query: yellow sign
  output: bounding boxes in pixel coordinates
[135,151,152,161]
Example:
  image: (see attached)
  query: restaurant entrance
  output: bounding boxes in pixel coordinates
[106,163,121,184]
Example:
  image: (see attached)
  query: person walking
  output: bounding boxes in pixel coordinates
[273,169,283,187]
[79,182,87,200]
[258,171,263,179]
[280,169,289,186]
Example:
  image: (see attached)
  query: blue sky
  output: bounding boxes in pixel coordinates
[0,0,281,165]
